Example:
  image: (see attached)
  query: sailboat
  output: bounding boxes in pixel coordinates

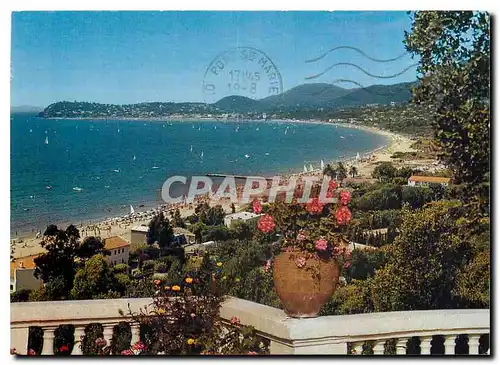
[133,154,136,161]
[190,145,193,152]
[309,164,314,172]
[303,165,308,173]
[201,151,204,158]
[320,159,325,170]
[44,136,49,145]
[130,205,135,214]
[356,152,360,160]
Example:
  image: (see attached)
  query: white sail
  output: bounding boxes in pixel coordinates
[320,159,325,170]
[309,164,314,172]
[303,165,308,173]
[190,145,193,152]
[133,154,136,161]
[356,152,360,160]
[130,205,135,214]
[201,151,204,158]
[44,136,49,145]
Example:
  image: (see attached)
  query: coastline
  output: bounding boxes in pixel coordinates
[10,120,417,259]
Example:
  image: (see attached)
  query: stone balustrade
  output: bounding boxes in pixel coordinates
[11,297,490,355]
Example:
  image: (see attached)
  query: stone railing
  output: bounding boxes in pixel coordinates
[11,297,490,355]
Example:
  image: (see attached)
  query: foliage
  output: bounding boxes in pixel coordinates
[10,288,32,302]
[113,263,129,274]
[194,203,226,226]
[353,184,402,211]
[146,212,175,248]
[70,254,118,300]
[76,236,109,261]
[405,11,490,216]
[320,279,374,315]
[171,208,185,228]
[372,162,397,183]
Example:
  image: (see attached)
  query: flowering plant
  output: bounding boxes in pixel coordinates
[254,178,352,268]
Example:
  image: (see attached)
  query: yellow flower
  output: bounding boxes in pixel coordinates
[158,308,166,315]
[235,277,240,282]
[164,286,170,290]
[187,338,195,345]
[185,277,193,284]
[172,285,181,291]
[222,276,227,280]
[216,262,223,267]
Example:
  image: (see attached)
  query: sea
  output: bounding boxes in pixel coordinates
[10,113,387,235]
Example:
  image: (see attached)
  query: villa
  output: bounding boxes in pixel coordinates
[103,236,130,266]
[10,255,43,293]
[223,211,263,228]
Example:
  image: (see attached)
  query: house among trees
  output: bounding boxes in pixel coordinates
[103,236,130,265]
[223,212,263,229]
[130,225,149,250]
[10,255,43,292]
[407,175,450,187]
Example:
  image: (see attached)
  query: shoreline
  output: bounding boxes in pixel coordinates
[10,120,417,258]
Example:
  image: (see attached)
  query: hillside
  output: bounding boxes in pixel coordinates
[39,81,417,118]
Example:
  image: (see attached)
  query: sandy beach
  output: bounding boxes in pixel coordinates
[10,122,429,259]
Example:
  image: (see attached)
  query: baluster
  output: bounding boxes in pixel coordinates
[373,340,385,355]
[131,324,141,345]
[468,335,480,355]
[419,336,432,355]
[396,337,409,355]
[72,326,86,355]
[443,335,456,355]
[102,324,114,350]
[41,327,56,355]
[352,342,363,355]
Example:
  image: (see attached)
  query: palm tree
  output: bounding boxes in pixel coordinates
[335,162,348,182]
[323,163,336,178]
[349,165,358,178]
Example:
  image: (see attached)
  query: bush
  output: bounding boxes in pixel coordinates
[320,279,374,315]
[10,288,32,302]
[353,185,402,211]
[142,260,156,273]
[113,263,129,274]
[154,262,168,273]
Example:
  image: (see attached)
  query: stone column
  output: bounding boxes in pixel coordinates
[443,335,456,355]
[102,324,114,350]
[373,340,385,355]
[419,336,433,355]
[130,324,141,345]
[396,338,409,355]
[468,335,481,355]
[72,326,86,355]
[41,327,56,355]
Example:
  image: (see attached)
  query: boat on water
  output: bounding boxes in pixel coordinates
[320,160,325,170]
[245,154,250,158]
[265,152,270,156]
[130,205,135,214]
[73,187,83,192]
[201,151,204,158]
[152,166,159,169]
[309,164,314,172]
[113,169,120,173]
[44,136,49,145]
[45,186,52,190]
[340,136,345,139]
[190,145,193,152]
[303,165,308,173]
[133,155,136,161]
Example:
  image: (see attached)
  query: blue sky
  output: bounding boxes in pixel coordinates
[11,11,417,107]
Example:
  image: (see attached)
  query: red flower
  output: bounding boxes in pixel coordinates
[345,248,352,259]
[264,259,272,273]
[248,351,258,355]
[315,238,328,251]
[295,256,306,268]
[131,341,145,351]
[257,214,275,233]
[296,230,307,242]
[121,349,134,356]
[252,199,262,214]
[95,338,107,348]
[28,349,36,356]
[333,246,343,256]
[305,197,324,215]
[340,190,351,205]
[344,261,351,269]
[335,206,352,225]
[329,179,338,191]
[231,316,240,325]
[58,344,70,352]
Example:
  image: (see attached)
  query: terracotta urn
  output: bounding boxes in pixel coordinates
[273,250,340,318]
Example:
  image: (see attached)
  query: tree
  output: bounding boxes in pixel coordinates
[349,165,358,178]
[322,163,335,178]
[335,162,348,182]
[70,254,117,299]
[405,11,490,215]
[33,225,81,299]
[372,162,397,183]
[147,212,175,248]
[76,236,109,261]
[171,208,185,228]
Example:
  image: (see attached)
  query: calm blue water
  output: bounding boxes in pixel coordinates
[10,114,387,233]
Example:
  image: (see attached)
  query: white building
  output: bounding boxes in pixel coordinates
[104,236,130,266]
[223,211,263,228]
[407,175,450,187]
[10,255,43,292]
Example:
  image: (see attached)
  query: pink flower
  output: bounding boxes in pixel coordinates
[296,230,307,242]
[329,179,338,191]
[264,259,272,273]
[95,338,107,348]
[252,199,262,214]
[257,214,275,233]
[335,206,352,225]
[340,190,351,205]
[28,349,36,356]
[190,313,196,318]
[344,248,352,259]
[121,349,134,356]
[248,351,258,355]
[315,238,328,251]
[344,261,351,269]
[131,341,145,351]
[295,256,306,268]
[306,197,324,215]
[333,246,343,256]
[231,316,240,325]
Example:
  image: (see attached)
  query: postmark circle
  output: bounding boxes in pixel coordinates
[202,46,283,104]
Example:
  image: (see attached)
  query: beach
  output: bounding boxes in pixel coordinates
[10,120,426,259]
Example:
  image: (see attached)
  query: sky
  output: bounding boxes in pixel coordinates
[11,11,418,107]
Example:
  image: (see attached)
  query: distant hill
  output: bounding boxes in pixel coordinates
[11,105,44,113]
[39,81,417,118]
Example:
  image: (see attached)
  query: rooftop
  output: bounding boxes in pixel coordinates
[10,254,40,278]
[104,236,130,250]
[131,225,149,233]
[225,211,262,220]
[408,175,451,184]
[173,227,195,237]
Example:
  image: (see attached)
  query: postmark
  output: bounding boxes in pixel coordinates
[202,46,283,103]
